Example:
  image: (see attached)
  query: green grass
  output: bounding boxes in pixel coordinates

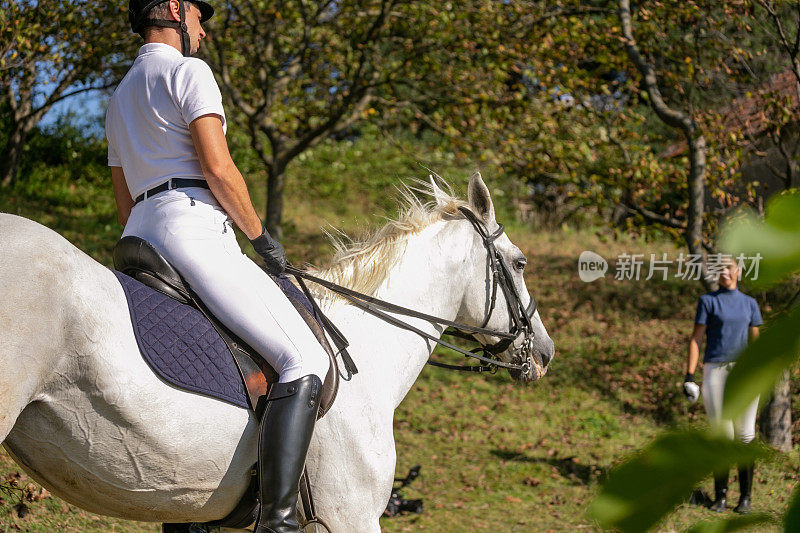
[1,132,798,532]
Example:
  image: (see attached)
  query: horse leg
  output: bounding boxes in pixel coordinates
[307,414,395,533]
[0,334,54,445]
[0,390,26,445]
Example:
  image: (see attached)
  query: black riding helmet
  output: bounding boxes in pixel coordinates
[129,0,214,57]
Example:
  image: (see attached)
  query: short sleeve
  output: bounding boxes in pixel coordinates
[694,297,708,325]
[749,298,763,327]
[106,105,121,167]
[173,59,226,127]
[108,138,121,167]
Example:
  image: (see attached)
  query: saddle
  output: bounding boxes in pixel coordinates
[113,237,344,531]
[112,236,340,418]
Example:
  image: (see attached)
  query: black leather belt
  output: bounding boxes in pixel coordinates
[134,178,210,204]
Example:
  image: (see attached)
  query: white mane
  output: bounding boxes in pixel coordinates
[309,180,469,299]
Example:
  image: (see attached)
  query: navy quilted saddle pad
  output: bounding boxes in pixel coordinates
[112,270,321,409]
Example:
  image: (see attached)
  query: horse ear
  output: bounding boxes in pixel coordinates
[429,174,449,206]
[467,172,495,224]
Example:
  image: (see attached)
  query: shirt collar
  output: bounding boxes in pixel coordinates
[138,42,183,58]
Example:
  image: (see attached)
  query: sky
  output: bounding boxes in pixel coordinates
[39,87,108,138]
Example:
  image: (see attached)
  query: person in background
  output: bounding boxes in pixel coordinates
[683,256,762,514]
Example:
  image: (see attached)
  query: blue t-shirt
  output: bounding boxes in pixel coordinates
[695,288,763,363]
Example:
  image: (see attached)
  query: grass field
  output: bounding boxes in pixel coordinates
[1,131,798,532]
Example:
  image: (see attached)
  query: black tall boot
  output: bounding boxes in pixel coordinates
[734,464,753,514]
[253,374,322,533]
[709,471,728,512]
[162,525,204,533]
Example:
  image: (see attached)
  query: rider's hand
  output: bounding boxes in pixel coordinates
[250,226,286,275]
[683,373,700,403]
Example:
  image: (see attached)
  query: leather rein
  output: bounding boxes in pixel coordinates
[286,207,537,374]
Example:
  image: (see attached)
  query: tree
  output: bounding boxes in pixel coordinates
[617,0,716,290]
[204,1,411,236]
[203,1,536,237]
[0,0,132,187]
[749,1,800,193]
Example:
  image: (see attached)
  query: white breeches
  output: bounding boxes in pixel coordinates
[702,361,759,443]
[122,187,329,383]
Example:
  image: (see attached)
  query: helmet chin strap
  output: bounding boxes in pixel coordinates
[178,1,190,56]
[144,0,191,56]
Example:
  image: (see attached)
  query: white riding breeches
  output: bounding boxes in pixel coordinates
[702,361,759,443]
[122,187,329,384]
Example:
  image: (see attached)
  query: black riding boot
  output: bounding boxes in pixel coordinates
[734,464,753,514]
[709,471,728,512]
[253,374,322,533]
[162,524,204,532]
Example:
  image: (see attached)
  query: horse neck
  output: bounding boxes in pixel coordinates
[341,220,475,408]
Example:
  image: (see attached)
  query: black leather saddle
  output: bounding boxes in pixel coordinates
[113,237,193,304]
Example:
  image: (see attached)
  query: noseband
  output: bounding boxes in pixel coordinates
[286,207,537,375]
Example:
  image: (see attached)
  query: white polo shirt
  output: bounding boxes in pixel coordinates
[106,43,226,199]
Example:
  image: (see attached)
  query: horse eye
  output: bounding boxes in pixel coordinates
[514,257,527,271]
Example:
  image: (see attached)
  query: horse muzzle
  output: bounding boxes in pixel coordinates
[506,334,554,383]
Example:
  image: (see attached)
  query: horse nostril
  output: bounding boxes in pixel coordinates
[540,339,555,367]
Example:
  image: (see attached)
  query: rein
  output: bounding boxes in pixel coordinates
[286,207,537,374]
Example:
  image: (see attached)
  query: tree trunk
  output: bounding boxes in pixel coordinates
[0,125,27,187]
[685,134,716,293]
[760,369,793,452]
[265,161,287,240]
[619,0,715,292]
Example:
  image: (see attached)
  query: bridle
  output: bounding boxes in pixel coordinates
[445,207,537,368]
[285,206,537,375]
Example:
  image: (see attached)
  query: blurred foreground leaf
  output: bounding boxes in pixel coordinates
[721,191,800,288]
[719,190,800,420]
[722,304,800,420]
[785,484,800,531]
[589,430,769,533]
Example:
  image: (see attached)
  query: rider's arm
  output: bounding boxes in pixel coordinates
[686,323,705,376]
[111,166,134,227]
[189,114,263,240]
[749,326,760,342]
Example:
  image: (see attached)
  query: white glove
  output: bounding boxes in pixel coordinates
[683,380,700,403]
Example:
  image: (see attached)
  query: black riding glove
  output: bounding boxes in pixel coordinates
[250,226,286,275]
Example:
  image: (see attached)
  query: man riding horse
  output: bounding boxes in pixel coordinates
[106,2,329,531]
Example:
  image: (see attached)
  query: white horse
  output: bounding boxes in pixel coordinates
[0,174,553,531]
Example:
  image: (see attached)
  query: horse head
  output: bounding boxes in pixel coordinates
[433,172,555,383]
